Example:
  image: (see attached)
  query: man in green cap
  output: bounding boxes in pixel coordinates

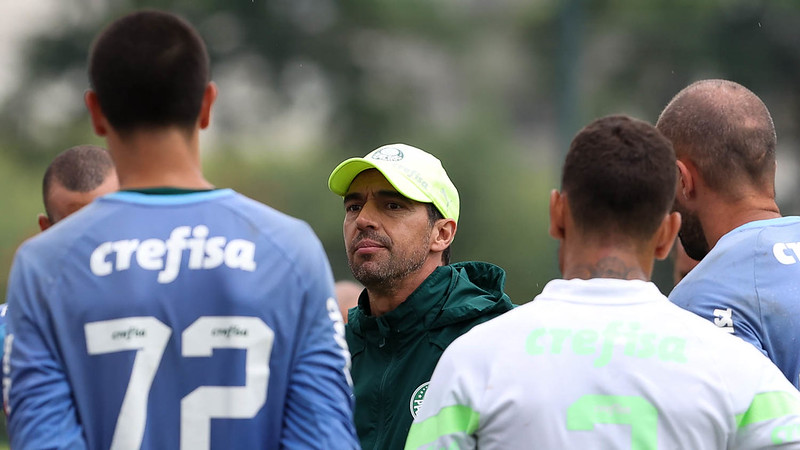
[328,143,515,449]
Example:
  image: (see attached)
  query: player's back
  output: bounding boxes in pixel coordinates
[670,216,800,388]
[409,278,800,449]
[6,190,355,449]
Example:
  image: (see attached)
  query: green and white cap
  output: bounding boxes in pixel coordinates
[328,143,460,223]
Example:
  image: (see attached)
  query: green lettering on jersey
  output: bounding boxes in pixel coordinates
[567,394,657,449]
[524,321,687,367]
[525,328,546,355]
[572,329,598,355]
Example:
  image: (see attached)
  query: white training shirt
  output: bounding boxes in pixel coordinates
[406,278,800,449]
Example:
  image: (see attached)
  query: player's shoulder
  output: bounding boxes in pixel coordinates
[670,218,800,302]
[216,192,332,279]
[15,199,112,263]
[445,302,534,356]
[749,216,800,265]
[220,191,317,238]
[725,216,800,253]
[666,301,763,359]
[669,241,751,301]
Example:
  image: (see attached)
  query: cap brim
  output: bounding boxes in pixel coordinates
[328,159,375,195]
[328,158,431,204]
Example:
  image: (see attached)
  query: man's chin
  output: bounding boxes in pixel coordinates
[349,261,383,284]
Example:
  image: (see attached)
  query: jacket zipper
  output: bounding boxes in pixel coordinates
[374,336,394,450]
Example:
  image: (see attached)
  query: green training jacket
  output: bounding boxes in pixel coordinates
[346,261,515,450]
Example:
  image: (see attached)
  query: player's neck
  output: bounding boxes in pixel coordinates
[560,242,651,282]
[107,126,213,190]
[702,194,781,249]
[364,261,440,317]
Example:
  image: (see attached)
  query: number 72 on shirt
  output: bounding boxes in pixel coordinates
[85,316,273,450]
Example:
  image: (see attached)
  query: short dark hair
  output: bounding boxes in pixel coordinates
[656,79,776,195]
[426,203,451,265]
[42,145,115,220]
[88,10,210,134]
[562,115,677,240]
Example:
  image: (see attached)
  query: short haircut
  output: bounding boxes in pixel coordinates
[43,145,115,220]
[88,10,210,134]
[656,79,776,195]
[562,115,677,240]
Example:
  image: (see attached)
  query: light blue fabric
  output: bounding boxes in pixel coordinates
[5,190,357,449]
[670,216,800,388]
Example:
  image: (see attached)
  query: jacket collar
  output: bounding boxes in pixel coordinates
[347,261,511,340]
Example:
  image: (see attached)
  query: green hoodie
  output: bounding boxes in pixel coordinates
[346,261,515,450]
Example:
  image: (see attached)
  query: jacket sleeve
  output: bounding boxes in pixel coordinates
[279,234,359,449]
[405,335,480,450]
[5,250,88,449]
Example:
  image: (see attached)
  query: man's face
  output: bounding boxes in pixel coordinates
[42,170,119,230]
[673,193,709,261]
[343,170,434,290]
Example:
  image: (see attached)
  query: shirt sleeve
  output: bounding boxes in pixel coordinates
[732,356,800,447]
[404,336,480,450]
[669,274,765,355]
[5,249,88,449]
[279,233,359,449]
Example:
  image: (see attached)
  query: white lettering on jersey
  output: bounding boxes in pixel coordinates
[773,242,800,264]
[89,225,257,283]
[3,333,12,415]
[713,308,735,334]
[326,297,353,387]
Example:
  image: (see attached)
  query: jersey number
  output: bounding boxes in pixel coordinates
[85,316,274,450]
[567,395,657,448]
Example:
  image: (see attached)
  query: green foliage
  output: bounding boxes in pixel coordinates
[2,1,800,309]
[0,147,47,296]
[4,2,800,445]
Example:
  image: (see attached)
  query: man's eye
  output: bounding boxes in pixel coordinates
[387,203,402,210]
[345,204,362,212]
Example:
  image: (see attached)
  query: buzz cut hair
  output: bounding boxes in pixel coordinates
[656,79,776,195]
[42,145,115,221]
[88,10,210,135]
[562,114,677,241]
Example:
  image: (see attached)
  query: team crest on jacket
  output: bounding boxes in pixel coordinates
[409,382,429,419]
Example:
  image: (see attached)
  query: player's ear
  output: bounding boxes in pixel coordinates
[654,211,681,261]
[38,213,52,232]
[85,90,109,137]
[549,189,566,240]
[198,82,218,130]
[430,218,456,253]
[676,159,695,201]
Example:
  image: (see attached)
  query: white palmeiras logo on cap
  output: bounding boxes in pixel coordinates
[409,382,429,419]
[370,147,404,162]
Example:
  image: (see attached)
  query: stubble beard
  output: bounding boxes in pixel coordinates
[674,200,709,261]
[348,232,430,293]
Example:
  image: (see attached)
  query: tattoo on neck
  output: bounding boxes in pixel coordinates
[574,256,643,280]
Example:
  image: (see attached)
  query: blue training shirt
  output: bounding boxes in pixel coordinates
[4,189,357,449]
[669,216,800,388]
[0,302,6,415]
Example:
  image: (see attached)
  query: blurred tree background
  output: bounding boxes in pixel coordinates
[4,0,800,299]
[0,0,799,443]
[4,0,800,302]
